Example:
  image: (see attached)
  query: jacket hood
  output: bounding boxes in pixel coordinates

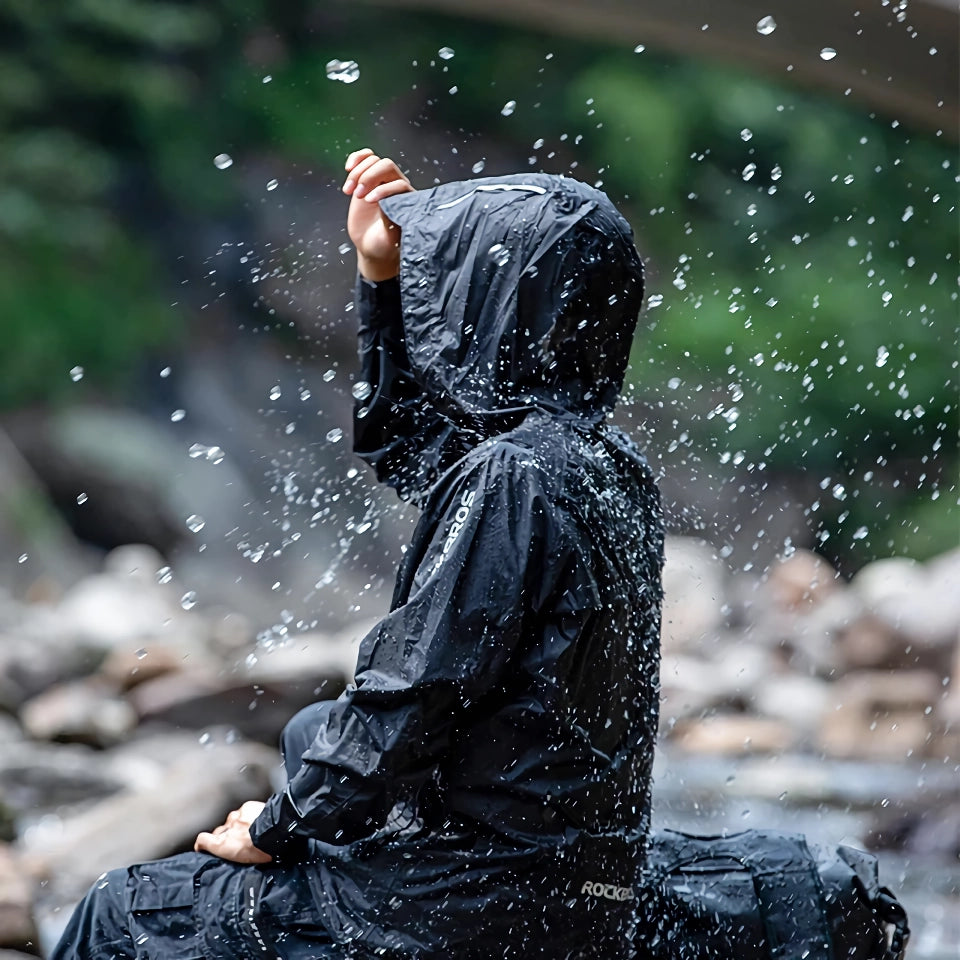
[356,173,645,500]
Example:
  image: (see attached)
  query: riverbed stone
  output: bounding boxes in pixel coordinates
[672,714,797,755]
[0,844,38,951]
[661,537,728,653]
[19,679,137,747]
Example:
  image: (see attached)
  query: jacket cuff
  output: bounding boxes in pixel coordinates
[356,275,402,332]
[248,789,310,864]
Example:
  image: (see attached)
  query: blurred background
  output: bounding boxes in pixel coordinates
[0,1,956,956]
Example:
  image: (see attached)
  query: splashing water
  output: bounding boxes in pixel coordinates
[756,16,777,35]
[326,59,360,84]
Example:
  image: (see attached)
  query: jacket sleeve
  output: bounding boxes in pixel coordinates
[249,447,559,858]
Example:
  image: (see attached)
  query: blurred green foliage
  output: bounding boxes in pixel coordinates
[0,2,955,562]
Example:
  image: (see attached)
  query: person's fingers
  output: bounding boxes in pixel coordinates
[345,148,374,172]
[353,157,410,199]
[212,824,230,836]
[343,153,382,194]
[362,178,415,205]
[194,832,220,853]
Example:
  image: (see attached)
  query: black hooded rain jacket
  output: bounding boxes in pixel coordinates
[251,174,665,957]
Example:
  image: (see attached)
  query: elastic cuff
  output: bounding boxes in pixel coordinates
[355,275,402,331]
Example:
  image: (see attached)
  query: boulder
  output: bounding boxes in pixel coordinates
[661,538,728,652]
[766,549,841,610]
[672,714,797,755]
[19,679,137,747]
[753,674,832,736]
[0,844,38,952]
[818,669,940,761]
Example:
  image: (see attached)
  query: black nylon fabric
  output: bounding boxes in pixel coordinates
[245,174,664,956]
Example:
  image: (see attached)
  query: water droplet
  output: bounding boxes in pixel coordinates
[69,366,84,382]
[756,15,777,35]
[76,492,88,505]
[269,384,281,400]
[170,409,186,422]
[213,153,233,170]
[262,75,272,84]
[156,566,173,584]
[770,164,782,181]
[853,526,869,540]
[135,648,148,660]
[188,443,225,465]
[881,291,893,305]
[488,243,511,266]
[17,554,27,564]
[876,345,890,367]
[471,159,486,174]
[326,59,360,84]
[159,366,171,378]
[352,381,372,401]
[180,591,197,610]
[326,428,344,443]
[901,205,914,222]
[438,46,455,60]
[501,100,517,117]
[186,514,205,533]
[633,44,646,53]
[338,241,352,255]
[740,128,753,142]
[820,47,837,61]
[323,368,336,382]
[266,179,279,191]
[742,162,757,181]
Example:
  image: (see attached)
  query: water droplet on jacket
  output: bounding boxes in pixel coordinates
[501,100,517,117]
[326,59,360,84]
[352,381,372,401]
[269,385,281,400]
[488,243,511,266]
[438,46,455,60]
[213,153,233,170]
[756,16,776,35]
[472,160,486,173]
[69,365,84,382]
[326,428,344,443]
[180,591,197,610]
[820,47,837,61]
[186,514,205,533]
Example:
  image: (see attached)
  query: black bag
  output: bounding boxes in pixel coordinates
[637,829,909,960]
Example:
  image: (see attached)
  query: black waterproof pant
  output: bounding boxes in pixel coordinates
[51,705,336,959]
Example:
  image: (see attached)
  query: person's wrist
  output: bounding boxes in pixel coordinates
[357,253,400,283]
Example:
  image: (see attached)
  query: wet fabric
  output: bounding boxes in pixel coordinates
[52,174,663,959]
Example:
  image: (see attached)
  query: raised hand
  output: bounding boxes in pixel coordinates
[343,148,415,281]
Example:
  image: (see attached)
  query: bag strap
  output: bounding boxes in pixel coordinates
[875,887,910,960]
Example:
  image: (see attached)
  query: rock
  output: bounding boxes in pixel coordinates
[128,667,345,745]
[834,613,903,671]
[661,538,728,652]
[55,572,191,652]
[766,550,841,610]
[672,714,797,755]
[753,674,831,736]
[19,679,137,747]
[852,555,960,655]
[0,741,128,815]
[939,641,960,727]
[818,669,941,761]
[99,641,211,691]
[0,844,38,951]
[19,733,276,905]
